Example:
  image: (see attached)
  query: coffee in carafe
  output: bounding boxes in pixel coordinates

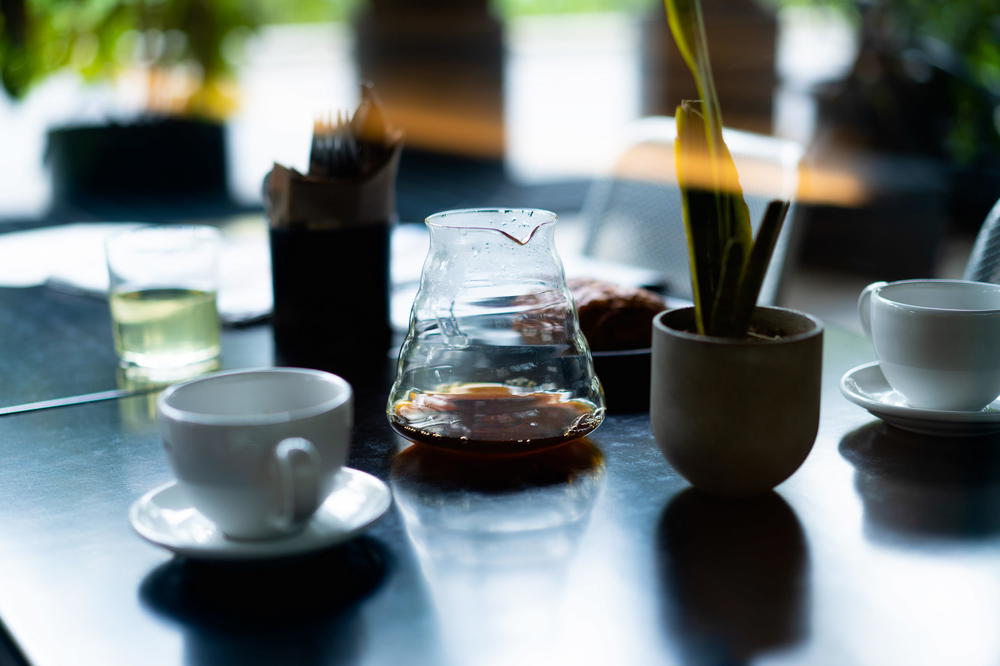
[389,383,603,453]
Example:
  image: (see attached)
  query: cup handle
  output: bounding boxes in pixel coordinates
[858,281,887,338]
[272,437,322,532]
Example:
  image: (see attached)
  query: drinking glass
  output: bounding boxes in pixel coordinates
[105,225,222,378]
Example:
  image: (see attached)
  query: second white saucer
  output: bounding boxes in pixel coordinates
[130,467,392,560]
[840,361,1000,437]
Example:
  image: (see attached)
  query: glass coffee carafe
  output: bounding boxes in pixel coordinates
[388,208,605,453]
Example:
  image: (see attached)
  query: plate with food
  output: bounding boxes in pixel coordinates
[569,278,669,413]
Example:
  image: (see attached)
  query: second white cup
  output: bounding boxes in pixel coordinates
[859,279,1000,411]
[157,367,353,539]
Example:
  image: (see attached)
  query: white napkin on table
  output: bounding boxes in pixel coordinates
[0,220,667,329]
[0,222,273,325]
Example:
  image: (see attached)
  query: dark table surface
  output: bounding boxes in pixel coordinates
[2,283,1000,666]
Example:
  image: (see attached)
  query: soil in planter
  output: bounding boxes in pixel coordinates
[389,384,604,453]
[674,323,790,341]
[746,324,788,341]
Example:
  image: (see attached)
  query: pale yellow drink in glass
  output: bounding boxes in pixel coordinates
[105,225,222,376]
[110,287,221,369]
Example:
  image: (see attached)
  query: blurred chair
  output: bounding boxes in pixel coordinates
[579,117,804,304]
[962,198,1000,283]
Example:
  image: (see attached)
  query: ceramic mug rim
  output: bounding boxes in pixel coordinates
[872,279,1000,315]
[653,306,823,345]
[158,367,352,427]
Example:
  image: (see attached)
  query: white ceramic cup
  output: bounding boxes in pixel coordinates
[157,367,353,539]
[859,279,1000,411]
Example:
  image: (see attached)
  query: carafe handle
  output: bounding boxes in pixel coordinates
[434,302,468,348]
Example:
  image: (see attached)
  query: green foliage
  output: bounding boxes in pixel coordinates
[665,0,788,338]
[819,0,1000,92]
[769,0,1000,164]
[494,0,652,17]
[0,0,267,105]
[260,0,358,25]
[872,0,1000,163]
[0,0,655,104]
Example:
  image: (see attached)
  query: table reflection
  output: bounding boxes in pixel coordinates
[840,422,1000,544]
[114,358,224,432]
[139,537,387,666]
[115,367,173,432]
[391,439,605,666]
[656,488,810,664]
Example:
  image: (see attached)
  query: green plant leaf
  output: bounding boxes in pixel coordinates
[666,0,762,338]
[664,0,720,137]
[731,200,789,334]
[710,237,748,337]
[675,101,717,334]
[674,99,755,336]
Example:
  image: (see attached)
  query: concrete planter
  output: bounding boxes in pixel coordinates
[651,306,823,497]
[45,118,229,217]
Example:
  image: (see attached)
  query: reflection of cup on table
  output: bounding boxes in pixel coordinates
[157,368,353,540]
[859,279,1000,411]
[105,225,221,378]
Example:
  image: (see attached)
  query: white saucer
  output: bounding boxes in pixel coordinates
[840,361,1000,437]
[129,467,392,560]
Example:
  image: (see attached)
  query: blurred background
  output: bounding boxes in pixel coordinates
[1,0,998,327]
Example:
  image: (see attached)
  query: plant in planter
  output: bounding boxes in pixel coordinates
[0,0,262,216]
[780,0,1000,228]
[650,0,824,497]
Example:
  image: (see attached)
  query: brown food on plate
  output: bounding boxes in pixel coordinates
[569,278,666,351]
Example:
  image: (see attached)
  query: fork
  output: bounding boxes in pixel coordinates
[309,110,360,178]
